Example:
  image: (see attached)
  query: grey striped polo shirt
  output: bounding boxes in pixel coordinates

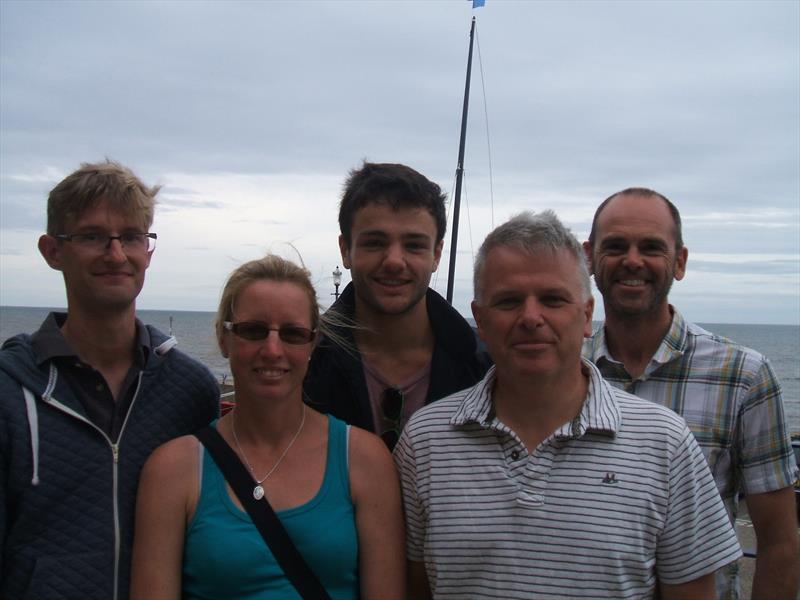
[394,360,742,599]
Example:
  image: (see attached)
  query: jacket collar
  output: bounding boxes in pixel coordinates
[328,282,478,358]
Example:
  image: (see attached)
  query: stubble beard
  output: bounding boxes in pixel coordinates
[357,280,429,319]
[596,267,675,320]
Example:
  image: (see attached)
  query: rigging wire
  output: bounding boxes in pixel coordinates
[475,25,495,228]
[442,18,493,297]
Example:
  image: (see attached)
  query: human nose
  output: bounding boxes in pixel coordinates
[519,297,544,328]
[257,329,285,357]
[103,237,127,262]
[621,247,644,269]
[382,242,405,270]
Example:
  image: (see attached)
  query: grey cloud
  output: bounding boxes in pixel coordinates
[690,259,800,276]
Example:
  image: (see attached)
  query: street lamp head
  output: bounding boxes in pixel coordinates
[333,265,342,287]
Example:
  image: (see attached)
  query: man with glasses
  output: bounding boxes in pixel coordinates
[582,188,799,599]
[0,160,219,600]
[394,211,741,598]
[305,162,488,449]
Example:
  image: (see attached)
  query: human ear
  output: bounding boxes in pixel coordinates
[38,235,63,271]
[582,241,594,274]
[471,300,486,342]
[338,235,352,269]
[432,239,444,271]
[219,336,229,359]
[583,296,595,338]
[673,246,688,281]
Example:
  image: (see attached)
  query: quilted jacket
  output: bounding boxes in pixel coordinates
[304,283,491,431]
[0,321,219,600]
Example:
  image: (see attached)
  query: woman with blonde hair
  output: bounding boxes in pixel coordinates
[131,255,404,599]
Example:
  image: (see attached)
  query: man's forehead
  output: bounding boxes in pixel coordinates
[596,194,676,239]
[482,245,581,285]
[352,202,436,234]
[67,201,149,229]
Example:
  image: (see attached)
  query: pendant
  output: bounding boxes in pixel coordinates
[253,485,265,500]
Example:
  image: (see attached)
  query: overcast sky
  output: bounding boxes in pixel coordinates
[1,0,798,325]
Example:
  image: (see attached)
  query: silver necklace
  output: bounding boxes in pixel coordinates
[230,404,306,500]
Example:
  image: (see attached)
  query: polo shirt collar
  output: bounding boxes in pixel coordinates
[450,365,497,427]
[564,359,621,438]
[450,360,620,438]
[31,311,152,367]
[590,305,688,373]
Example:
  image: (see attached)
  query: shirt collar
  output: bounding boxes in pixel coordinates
[585,305,688,372]
[31,311,152,367]
[450,365,497,426]
[450,359,620,438]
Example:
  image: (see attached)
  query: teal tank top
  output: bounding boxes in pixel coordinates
[182,415,359,599]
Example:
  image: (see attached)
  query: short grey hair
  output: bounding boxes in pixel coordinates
[473,210,591,302]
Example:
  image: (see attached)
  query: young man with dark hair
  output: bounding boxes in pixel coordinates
[583,188,799,599]
[305,162,488,449]
[0,160,219,600]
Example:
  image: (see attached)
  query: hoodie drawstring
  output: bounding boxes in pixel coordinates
[22,387,40,486]
[22,363,58,487]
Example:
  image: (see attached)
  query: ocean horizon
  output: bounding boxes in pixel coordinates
[2,305,798,435]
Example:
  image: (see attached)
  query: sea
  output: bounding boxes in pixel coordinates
[1,306,798,435]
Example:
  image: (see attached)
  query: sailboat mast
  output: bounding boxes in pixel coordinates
[446,16,476,305]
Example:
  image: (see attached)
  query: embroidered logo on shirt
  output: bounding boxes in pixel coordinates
[602,472,619,484]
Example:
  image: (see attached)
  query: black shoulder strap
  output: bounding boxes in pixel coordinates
[194,426,332,600]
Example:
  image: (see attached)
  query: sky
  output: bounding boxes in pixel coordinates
[1,0,798,325]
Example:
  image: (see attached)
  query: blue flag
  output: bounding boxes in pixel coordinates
[472,0,485,8]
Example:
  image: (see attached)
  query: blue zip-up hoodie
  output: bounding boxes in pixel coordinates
[0,321,219,600]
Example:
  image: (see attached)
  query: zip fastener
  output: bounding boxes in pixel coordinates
[110,372,143,600]
[42,371,144,600]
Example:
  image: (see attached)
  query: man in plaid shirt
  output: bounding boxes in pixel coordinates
[582,188,798,600]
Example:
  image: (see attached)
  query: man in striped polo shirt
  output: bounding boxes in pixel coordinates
[394,211,741,599]
[582,188,798,599]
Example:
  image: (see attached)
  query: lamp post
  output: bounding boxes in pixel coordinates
[332,265,342,301]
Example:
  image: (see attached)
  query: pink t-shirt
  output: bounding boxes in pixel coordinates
[362,357,431,438]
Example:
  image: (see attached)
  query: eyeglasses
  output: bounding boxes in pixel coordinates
[379,387,404,451]
[223,321,316,345]
[56,232,157,252]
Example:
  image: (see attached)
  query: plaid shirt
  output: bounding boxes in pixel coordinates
[584,308,797,600]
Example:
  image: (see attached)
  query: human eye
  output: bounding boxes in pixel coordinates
[279,326,314,345]
[601,240,626,255]
[120,232,145,246]
[359,237,385,249]
[542,294,568,307]
[640,241,667,255]
[492,296,521,310]
[405,240,429,252]
[233,321,269,341]
[73,233,105,247]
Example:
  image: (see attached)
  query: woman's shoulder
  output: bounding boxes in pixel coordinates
[347,425,395,480]
[142,433,203,479]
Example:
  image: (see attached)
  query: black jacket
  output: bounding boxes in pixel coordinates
[304,283,490,431]
[0,317,219,600]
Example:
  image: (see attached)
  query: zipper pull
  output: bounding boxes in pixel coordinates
[112,443,120,464]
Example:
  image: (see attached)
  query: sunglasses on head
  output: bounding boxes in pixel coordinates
[223,321,316,345]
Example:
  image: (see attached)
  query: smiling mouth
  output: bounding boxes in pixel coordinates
[254,368,287,378]
[617,279,646,286]
[95,272,133,281]
[513,340,553,350]
[374,278,409,287]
